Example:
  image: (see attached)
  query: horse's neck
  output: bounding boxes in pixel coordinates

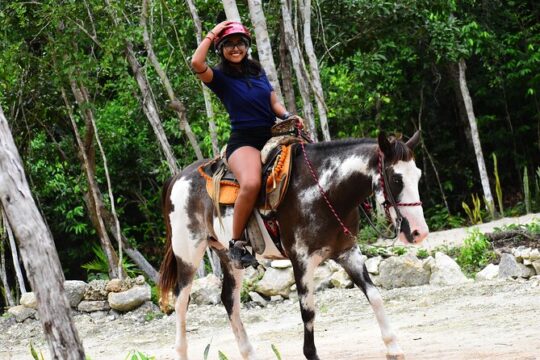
[305,141,378,205]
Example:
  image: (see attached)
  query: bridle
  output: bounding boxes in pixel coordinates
[299,133,422,242]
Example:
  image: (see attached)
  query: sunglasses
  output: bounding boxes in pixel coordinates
[223,41,248,50]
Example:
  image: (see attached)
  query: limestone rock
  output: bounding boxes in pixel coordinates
[108,284,151,312]
[20,292,37,309]
[365,256,382,274]
[8,305,36,322]
[314,264,334,291]
[106,279,123,293]
[532,260,540,275]
[499,253,534,278]
[249,291,268,307]
[191,274,222,305]
[330,269,353,289]
[64,280,88,308]
[530,249,540,261]
[77,300,110,312]
[255,267,295,297]
[271,260,292,269]
[84,280,108,301]
[476,264,499,281]
[430,252,469,286]
[378,254,430,289]
[135,275,146,285]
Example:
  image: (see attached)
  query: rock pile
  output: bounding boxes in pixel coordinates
[7,276,151,323]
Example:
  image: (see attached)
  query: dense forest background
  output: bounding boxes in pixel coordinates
[0,0,539,310]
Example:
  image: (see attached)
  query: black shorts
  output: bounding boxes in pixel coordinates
[226,126,272,160]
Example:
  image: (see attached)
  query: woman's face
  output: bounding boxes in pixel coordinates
[221,35,248,64]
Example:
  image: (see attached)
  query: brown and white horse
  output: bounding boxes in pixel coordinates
[159,131,429,360]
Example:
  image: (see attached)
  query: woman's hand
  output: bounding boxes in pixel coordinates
[287,114,305,130]
[209,21,233,39]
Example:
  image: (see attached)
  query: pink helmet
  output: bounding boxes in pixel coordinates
[214,22,252,50]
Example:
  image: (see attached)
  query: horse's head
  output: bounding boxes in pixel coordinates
[376,131,429,244]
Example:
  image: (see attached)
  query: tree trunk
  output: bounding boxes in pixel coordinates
[299,0,330,141]
[222,0,241,22]
[280,0,317,141]
[0,105,86,359]
[63,85,123,279]
[185,0,220,156]
[142,0,204,161]
[247,0,283,101]
[105,0,179,174]
[456,59,495,217]
[279,22,297,114]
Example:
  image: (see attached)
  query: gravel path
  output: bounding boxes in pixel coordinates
[1,214,539,360]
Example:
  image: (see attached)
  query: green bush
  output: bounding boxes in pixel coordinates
[456,229,495,276]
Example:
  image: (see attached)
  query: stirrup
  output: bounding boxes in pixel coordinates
[229,239,259,269]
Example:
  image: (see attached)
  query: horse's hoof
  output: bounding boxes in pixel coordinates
[386,355,405,360]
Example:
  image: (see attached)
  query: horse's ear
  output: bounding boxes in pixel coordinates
[377,131,392,158]
[406,130,421,150]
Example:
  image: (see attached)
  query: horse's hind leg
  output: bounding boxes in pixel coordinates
[173,245,206,360]
[336,246,405,360]
[216,249,256,360]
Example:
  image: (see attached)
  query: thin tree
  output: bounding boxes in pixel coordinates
[247,0,283,101]
[142,0,204,161]
[184,0,220,156]
[0,104,86,359]
[279,22,297,114]
[2,206,27,294]
[0,211,16,307]
[452,59,496,217]
[280,0,317,140]
[299,0,330,140]
[222,0,241,22]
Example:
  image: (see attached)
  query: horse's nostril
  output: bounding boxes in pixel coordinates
[412,230,420,238]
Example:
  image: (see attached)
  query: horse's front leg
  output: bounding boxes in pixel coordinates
[217,249,257,360]
[336,246,405,360]
[291,251,324,360]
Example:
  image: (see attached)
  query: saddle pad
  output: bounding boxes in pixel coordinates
[198,144,293,209]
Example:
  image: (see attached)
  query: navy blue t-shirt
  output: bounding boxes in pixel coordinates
[204,67,276,130]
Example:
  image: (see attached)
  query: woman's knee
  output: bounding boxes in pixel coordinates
[239,177,261,194]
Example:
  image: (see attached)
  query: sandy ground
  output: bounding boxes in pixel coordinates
[2,214,539,360]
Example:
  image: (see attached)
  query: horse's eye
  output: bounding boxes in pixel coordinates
[392,176,402,184]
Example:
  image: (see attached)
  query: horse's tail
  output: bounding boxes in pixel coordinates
[158,174,178,312]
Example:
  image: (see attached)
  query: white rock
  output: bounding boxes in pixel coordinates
[108,284,151,312]
[255,267,295,297]
[422,256,435,271]
[365,256,382,274]
[8,305,36,322]
[20,292,37,309]
[476,264,499,281]
[325,259,341,273]
[378,254,430,289]
[430,252,469,286]
[330,269,353,289]
[532,260,540,275]
[191,274,222,305]
[78,300,110,312]
[249,291,268,307]
[65,280,88,308]
[530,249,540,261]
[314,264,334,291]
[271,260,292,269]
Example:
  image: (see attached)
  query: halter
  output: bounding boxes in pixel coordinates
[299,134,422,242]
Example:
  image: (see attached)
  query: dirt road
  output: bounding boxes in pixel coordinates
[2,277,539,360]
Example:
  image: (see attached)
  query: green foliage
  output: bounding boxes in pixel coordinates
[241,272,264,303]
[425,205,465,231]
[29,343,45,360]
[218,351,229,360]
[416,248,430,259]
[204,342,211,360]
[124,350,155,360]
[456,229,495,277]
[82,245,140,281]
[392,246,407,256]
[492,153,504,217]
[462,194,484,225]
[271,344,282,360]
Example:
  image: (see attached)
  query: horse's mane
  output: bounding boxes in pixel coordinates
[304,136,414,163]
